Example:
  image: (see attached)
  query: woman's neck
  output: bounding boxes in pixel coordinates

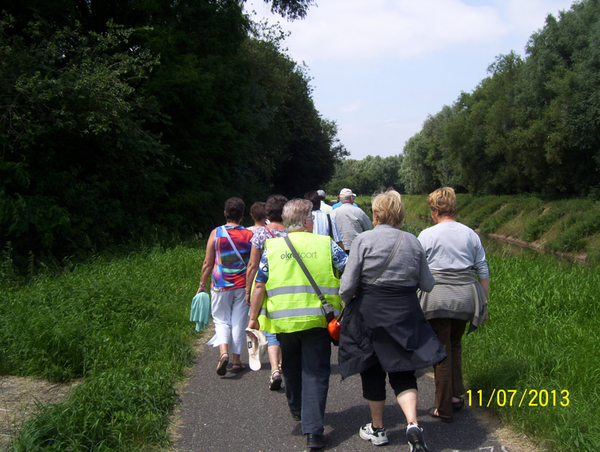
[267,221,285,230]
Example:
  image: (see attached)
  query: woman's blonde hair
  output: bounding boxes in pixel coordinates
[426,187,457,218]
[282,199,313,232]
[371,189,405,228]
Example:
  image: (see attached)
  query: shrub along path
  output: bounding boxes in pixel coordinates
[170,324,540,452]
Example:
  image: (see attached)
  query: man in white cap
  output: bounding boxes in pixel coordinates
[331,188,372,253]
[316,190,333,214]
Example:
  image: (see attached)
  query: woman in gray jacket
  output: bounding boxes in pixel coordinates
[338,190,445,452]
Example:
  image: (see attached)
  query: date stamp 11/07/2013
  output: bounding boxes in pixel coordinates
[466,389,570,407]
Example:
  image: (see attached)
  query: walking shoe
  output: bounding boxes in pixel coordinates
[306,433,326,449]
[406,424,429,452]
[359,423,389,445]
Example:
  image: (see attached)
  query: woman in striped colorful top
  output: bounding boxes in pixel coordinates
[199,197,253,376]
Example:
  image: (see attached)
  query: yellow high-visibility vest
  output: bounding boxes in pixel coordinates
[259,233,342,333]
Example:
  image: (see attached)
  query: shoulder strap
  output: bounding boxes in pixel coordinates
[283,235,335,321]
[221,226,248,265]
[326,214,334,240]
[368,231,404,284]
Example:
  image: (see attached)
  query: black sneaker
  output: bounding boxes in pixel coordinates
[306,433,326,449]
[406,424,429,452]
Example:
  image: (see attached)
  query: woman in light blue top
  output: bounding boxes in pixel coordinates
[418,187,490,423]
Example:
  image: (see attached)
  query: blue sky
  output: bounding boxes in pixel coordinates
[246,0,578,160]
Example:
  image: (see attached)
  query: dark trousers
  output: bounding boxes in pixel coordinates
[428,318,468,417]
[278,327,331,435]
[359,361,417,401]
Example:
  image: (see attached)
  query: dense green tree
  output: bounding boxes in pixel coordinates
[242,30,346,198]
[403,0,600,198]
[0,0,344,268]
[0,18,166,264]
[326,155,403,195]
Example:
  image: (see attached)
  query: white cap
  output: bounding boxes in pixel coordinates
[245,328,268,371]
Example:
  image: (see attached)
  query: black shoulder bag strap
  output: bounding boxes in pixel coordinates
[283,235,336,322]
[326,214,334,240]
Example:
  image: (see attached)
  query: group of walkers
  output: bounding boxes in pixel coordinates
[197,187,489,451]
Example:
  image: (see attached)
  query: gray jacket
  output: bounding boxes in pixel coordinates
[340,224,434,304]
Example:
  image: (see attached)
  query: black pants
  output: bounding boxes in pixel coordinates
[360,361,417,401]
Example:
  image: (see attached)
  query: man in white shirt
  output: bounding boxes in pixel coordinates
[305,191,344,250]
[317,190,333,214]
[331,188,372,253]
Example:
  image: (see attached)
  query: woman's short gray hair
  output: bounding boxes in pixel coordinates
[283,199,313,232]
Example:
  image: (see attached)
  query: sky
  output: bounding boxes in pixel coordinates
[246,0,578,160]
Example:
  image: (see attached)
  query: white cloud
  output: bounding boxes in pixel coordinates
[336,100,364,113]
[247,0,578,160]
[253,0,510,62]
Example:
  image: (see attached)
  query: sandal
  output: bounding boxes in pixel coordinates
[216,353,229,376]
[453,397,464,412]
[429,407,453,423]
[231,363,246,373]
[269,369,283,390]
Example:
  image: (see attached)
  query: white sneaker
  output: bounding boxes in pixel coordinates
[359,423,389,446]
[406,424,429,452]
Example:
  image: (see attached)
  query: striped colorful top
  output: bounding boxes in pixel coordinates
[212,225,253,292]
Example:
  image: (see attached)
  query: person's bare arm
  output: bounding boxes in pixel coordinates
[479,278,490,298]
[248,282,266,330]
[197,229,216,293]
[245,246,261,304]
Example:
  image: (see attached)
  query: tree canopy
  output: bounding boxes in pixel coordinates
[0,0,344,268]
[400,0,600,198]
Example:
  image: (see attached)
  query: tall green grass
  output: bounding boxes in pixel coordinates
[462,252,600,451]
[400,212,600,451]
[0,244,202,451]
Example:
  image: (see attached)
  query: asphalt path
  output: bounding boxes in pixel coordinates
[172,325,523,452]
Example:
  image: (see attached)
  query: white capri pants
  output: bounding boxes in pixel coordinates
[210,287,249,355]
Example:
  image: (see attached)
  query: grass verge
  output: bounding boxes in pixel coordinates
[399,200,600,452]
[462,252,600,452]
[0,244,202,451]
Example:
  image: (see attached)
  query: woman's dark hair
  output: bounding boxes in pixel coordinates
[224,197,245,223]
[265,195,288,222]
[250,202,267,222]
[303,190,320,211]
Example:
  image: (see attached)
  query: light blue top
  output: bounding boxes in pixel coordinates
[190,292,211,331]
[332,201,358,209]
[418,221,489,280]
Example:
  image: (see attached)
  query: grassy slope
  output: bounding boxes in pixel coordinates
[399,194,600,263]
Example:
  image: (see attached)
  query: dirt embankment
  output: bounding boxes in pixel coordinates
[0,376,81,450]
[482,232,588,264]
